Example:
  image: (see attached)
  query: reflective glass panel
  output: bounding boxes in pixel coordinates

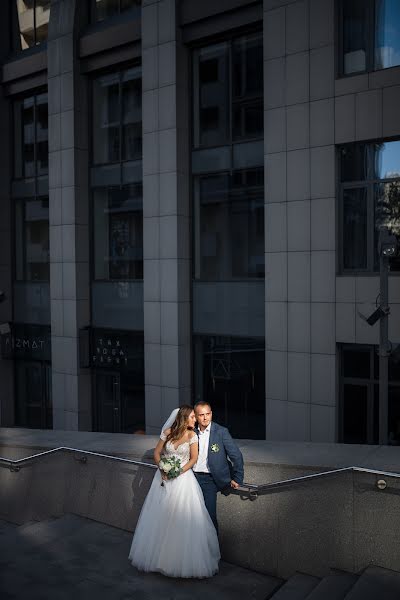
[95,0,119,21]
[17,0,35,49]
[36,92,48,175]
[342,0,368,74]
[340,143,369,182]
[93,73,120,164]
[342,347,371,378]
[375,0,400,70]
[196,43,229,147]
[388,385,400,445]
[22,96,35,178]
[233,33,263,98]
[94,0,139,21]
[35,0,50,45]
[93,185,143,280]
[122,67,142,161]
[193,335,265,439]
[194,168,264,280]
[374,182,400,271]
[373,140,400,180]
[342,187,368,270]
[15,197,49,281]
[343,384,368,443]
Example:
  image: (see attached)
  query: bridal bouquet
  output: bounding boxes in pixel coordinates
[159,456,182,486]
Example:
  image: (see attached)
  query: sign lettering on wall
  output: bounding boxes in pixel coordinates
[0,323,51,361]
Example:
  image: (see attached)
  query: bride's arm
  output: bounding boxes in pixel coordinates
[181,436,199,474]
[154,428,169,465]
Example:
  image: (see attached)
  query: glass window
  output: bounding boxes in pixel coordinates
[339,140,400,272]
[341,0,368,75]
[193,33,263,148]
[339,0,400,75]
[94,0,140,22]
[194,168,264,280]
[193,335,265,439]
[340,344,400,445]
[93,68,142,166]
[93,185,143,281]
[14,92,48,179]
[15,197,49,282]
[375,0,400,70]
[16,0,50,51]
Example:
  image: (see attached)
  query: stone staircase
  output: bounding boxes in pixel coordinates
[0,515,400,599]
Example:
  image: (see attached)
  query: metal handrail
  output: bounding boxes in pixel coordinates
[1,446,399,497]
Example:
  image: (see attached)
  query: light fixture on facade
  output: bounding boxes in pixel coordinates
[378,228,398,258]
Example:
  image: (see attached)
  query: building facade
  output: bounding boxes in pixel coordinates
[0,0,399,443]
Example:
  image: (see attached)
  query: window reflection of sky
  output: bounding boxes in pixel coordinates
[375,0,400,68]
[375,140,400,179]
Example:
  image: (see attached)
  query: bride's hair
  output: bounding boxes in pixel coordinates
[166,405,194,443]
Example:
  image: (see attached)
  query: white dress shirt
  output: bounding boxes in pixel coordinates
[193,423,211,473]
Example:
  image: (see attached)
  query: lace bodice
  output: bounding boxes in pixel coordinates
[160,432,198,467]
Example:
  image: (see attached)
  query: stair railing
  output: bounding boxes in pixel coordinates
[1,446,399,499]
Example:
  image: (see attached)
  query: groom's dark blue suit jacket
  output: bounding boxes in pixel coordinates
[196,421,244,491]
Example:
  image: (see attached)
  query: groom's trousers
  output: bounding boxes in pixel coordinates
[194,472,219,533]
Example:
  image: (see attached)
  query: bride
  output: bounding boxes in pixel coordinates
[128,405,220,578]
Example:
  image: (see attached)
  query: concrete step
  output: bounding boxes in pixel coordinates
[270,573,320,599]
[343,566,400,600]
[0,514,283,600]
[305,573,358,600]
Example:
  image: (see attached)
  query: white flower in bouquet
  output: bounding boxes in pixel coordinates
[159,455,182,486]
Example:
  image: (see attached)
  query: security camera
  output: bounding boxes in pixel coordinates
[358,305,390,326]
[0,291,5,304]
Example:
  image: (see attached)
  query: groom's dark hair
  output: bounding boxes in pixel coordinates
[194,400,212,411]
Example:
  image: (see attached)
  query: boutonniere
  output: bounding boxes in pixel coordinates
[211,443,220,453]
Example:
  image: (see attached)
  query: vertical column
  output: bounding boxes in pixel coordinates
[264,1,289,440]
[264,0,336,442]
[142,0,191,434]
[0,2,14,426]
[48,0,91,430]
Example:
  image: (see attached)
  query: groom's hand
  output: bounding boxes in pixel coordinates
[230,480,240,489]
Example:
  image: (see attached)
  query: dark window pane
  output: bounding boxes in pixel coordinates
[374,182,400,272]
[16,197,49,281]
[342,0,368,74]
[342,347,371,378]
[93,74,120,164]
[197,43,229,147]
[388,385,400,444]
[36,93,48,175]
[343,384,368,443]
[95,0,119,21]
[93,185,143,280]
[120,0,140,12]
[340,144,369,182]
[195,169,264,280]
[35,0,50,45]
[17,0,35,49]
[389,350,400,382]
[342,187,368,270]
[122,67,142,161]
[193,335,265,439]
[233,101,263,141]
[375,0,400,70]
[22,96,35,178]
[233,33,263,98]
[373,140,400,180]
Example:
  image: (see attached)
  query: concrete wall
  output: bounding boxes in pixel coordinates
[1,449,400,578]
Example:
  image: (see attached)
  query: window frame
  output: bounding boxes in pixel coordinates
[90,0,140,24]
[13,0,51,52]
[337,0,400,77]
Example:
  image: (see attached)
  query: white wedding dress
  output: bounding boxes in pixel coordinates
[128,432,220,578]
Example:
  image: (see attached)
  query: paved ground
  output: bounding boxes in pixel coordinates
[0,515,282,600]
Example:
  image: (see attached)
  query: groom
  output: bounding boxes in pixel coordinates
[193,401,244,533]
